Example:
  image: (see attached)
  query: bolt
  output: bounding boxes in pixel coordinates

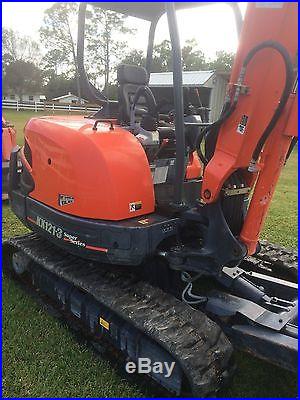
[279,318,283,323]
[203,189,211,199]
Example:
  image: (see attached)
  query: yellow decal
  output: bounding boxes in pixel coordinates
[138,219,149,225]
[99,317,110,330]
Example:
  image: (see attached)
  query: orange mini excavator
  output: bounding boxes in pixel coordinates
[2,117,17,200]
[3,2,298,396]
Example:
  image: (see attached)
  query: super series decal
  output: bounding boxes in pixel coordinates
[27,215,107,253]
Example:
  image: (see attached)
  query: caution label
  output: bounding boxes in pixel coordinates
[237,114,249,134]
[99,317,110,330]
[138,219,149,225]
[129,201,142,212]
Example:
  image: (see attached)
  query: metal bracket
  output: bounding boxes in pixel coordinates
[223,186,251,197]
[233,83,250,95]
[205,290,298,331]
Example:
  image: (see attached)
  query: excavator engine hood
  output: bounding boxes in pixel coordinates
[22,116,155,220]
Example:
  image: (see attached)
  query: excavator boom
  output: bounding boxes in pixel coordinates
[201,2,298,254]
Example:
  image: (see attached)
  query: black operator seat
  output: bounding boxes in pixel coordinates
[116,64,201,151]
[117,64,153,125]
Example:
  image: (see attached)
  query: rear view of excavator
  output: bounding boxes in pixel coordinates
[3,2,298,396]
[2,116,17,201]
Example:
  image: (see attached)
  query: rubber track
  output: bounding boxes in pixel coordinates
[3,233,234,397]
[245,240,298,280]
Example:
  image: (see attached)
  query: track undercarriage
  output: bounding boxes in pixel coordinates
[3,233,297,397]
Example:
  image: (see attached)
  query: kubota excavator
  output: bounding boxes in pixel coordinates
[3,2,298,396]
[2,117,17,200]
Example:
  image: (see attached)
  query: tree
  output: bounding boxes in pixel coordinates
[122,49,145,68]
[2,28,43,98]
[42,49,69,77]
[2,27,41,66]
[122,38,234,74]
[40,3,81,100]
[121,41,172,72]
[181,39,206,71]
[3,60,43,99]
[87,8,134,97]
[152,40,172,72]
[207,50,234,72]
[43,74,78,100]
[122,39,207,73]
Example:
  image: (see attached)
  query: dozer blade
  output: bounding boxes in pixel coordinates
[3,233,234,397]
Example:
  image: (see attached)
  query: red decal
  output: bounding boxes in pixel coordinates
[27,216,36,224]
[85,244,108,253]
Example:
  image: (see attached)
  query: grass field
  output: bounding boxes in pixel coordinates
[4,109,83,146]
[2,109,298,398]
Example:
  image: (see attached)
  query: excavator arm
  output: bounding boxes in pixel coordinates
[200,2,298,255]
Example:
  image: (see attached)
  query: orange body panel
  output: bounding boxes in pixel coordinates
[201,2,297,203]
[240,92,297,254]
[2,117,17,161]
[284,91,298,138]
[186,151,202,179]
[200,2,297,254]
[25,116,155,220]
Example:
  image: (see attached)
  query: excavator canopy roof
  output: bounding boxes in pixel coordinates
[89,2,213,21]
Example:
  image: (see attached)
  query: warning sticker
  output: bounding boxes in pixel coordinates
[237,115,249,135]
[99,317,110,330]
[58,194,74,207]
[129,201,142,212]
[138,219,149,225]
[153,166,168,184]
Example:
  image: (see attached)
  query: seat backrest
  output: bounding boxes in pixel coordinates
[117,64,150,124]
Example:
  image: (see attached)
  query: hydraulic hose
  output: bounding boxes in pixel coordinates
[196,41,294,167]
[195,100,234,165]
[285,137,298,163]
[246,41,294,162]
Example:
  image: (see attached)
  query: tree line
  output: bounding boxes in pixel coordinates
[2,3,234,102]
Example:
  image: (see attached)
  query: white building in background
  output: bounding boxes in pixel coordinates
[2,93,46,102]
[149,70,230,122]
[52,92,88,105]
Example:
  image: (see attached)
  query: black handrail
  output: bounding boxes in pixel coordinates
[166,3,186,208]
[77,3,108,106]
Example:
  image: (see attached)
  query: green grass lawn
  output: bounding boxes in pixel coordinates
[3,109,85,146]
[2,109,298,397]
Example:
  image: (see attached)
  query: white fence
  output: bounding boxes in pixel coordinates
[2,100,99,114]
